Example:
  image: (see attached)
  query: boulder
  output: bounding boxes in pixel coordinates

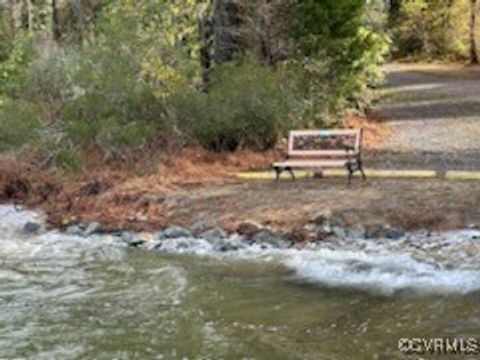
[237,220,264,237]
[310,209,332,226]
[200,227,227,243]
[190,220,215,236]
[364,223,405,240]
[303,223,317,233]
[23,222,41,234]
[65,225,84,236]
[251,230,291,249]
[385,227,405,240]
[155,225,192,240]
[331,226,347,239]
[346,226,365,239]
[121,231,145,247]
[215,242,240,252]
[84,222,102,237]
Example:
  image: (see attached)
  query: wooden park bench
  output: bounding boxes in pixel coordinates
[272,129,366,184]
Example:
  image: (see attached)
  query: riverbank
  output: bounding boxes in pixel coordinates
[2,63,480,239]
[3,154,480,244]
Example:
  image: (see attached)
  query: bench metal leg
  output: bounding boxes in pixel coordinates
[286,167,296,181]
[358,160,367,181]
[346,163,354,185]
[273,167,282,182]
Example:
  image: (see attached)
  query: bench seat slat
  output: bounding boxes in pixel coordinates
[273,160,352,168]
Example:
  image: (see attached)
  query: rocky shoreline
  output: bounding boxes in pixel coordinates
[24,209,408,250]
[20,209,480,272]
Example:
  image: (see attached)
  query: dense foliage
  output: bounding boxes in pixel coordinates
[391,0,472,59]
[7,0,464,168]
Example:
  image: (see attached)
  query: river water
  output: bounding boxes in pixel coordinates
[1,205,480,359]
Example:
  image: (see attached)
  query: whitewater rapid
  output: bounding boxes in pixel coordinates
[2,204,480,296]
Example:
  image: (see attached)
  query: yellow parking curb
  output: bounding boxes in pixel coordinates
[236,170,312,180]
[235,169,438,180]
[323,169,437,178]
[445,171,480,180]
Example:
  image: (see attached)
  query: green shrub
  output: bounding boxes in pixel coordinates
[0,10,13,62]
[0,34,33,96]
[22,50,77,122]
[52,146,83,171]
[0,100,41,151]
[172,61,298,152]
[60,47,169,155]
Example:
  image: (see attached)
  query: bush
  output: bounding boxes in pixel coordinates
[60,47,169,155]
[21,50,77,122]
[0,100,41,152]
[0,34,33,97]
[172,61,298,152]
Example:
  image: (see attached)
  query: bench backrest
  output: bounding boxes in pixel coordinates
[288,129,362,157]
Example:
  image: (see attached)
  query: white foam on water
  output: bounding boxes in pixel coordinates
[279,248,480,296]
[3,204,480,296]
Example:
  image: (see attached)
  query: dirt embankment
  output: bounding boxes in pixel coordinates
[2,148,480,240]
[0,148,273,231]
[3,65,480,239]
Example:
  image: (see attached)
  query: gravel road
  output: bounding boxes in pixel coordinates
[366,63,480,170]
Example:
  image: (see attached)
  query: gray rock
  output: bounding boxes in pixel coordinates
[65,225,84,236]
[200,227,227,243]
[364,224,405,240]
[346,226,365,239]
[331,226,347,239]
[364,224,388,239]
[303,223,317,233]
[155,225,192,240]
[23,222,41,234]
[215,241,240,252]
[310,209,332,226]
[121,231,144,247]
[251,230,291,249]
[190,220,212,236]
[84,222,102,237]
[385,227,405,240]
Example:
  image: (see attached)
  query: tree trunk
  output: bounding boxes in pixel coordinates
[257,0,274,65]
[26,0,34,33]
[10,0,23,34]
[198,9,214,91]
[52,0,61,40]
[388,0,402,26]
[70,0,85,44]
[470,0,479,64]
[212,0,243,64]
[198,0,243,90]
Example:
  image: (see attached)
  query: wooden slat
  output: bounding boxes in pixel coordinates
[273,160,349,168]
[288,150,358,157]
[287,128,362,157]
[289,129,360,136]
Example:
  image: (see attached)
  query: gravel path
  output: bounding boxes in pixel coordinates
[366,63,480,170]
